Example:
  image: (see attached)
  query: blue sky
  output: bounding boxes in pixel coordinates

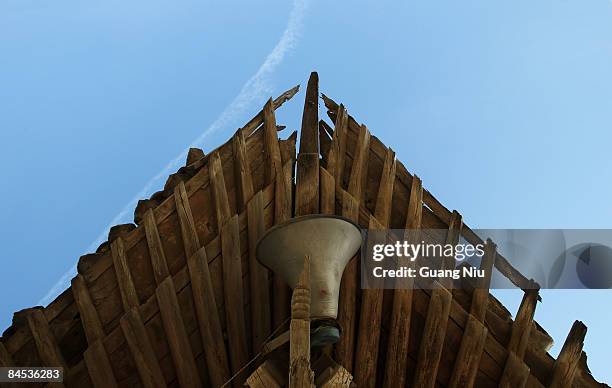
[1,0,611,382]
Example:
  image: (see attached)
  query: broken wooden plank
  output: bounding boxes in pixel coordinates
[187,247,231,387]
[83,340,118,388]
[247,191,272,352]
[242,85,300,138]
[71,274,105,344]
[156,277,202,388]
[233,129,255,213]
[354,148,395,388]
[295,72,320,216]
[549,320,588,388]
[143,209,170,285]
[383,174,422,388]
[110,237,139,311]
[448,315,489,388]
[120,308,166,388]
[412,283,453,388]
[335,191,360,373]
[221,215,250,375]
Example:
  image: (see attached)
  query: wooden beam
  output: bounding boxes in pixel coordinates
[439,210,463,289]
[110,237,139,311]
[143,209,170,285]
[26,309,66,368]
[355,148,395,388]
[71,274,105,344]
[187,247,231,387]
[326,104,348,189]
[334,191,359,373]
[222,215,250,374]
[289,256,314,388]
[508,286,540,359]
[383,174,422,388]
[83,340,118,388]
[549,321,588,388]
[233,129,255,213]
[246,360,284,388]
[347,124,370,202]
[120,308,166,388]
[412,283,453,388]
[470,239,497,322]
[156,277,202,388]
[295,71,320,216]
[209,153,232,229]
[320,365,353,388]
[247,191,272,352]
[448,315,489,388]
[263,98,284,187]
[320,167,335,215]
[498,352,530,388]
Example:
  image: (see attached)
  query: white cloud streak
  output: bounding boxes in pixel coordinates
[38,0,310,306]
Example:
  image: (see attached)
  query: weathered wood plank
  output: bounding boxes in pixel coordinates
[334,192,360,373]
[289,257,314,388]
[448,315,489,388]
[498,352,530,388]
[241,85,300,138]
[470,239,497,322]
[326,104,348,189]
[71,274,105,344]
[347,124,370,202]
[233,129,255,213]
[354,148,395,388]
[143,209,170,285]
[222,215,250,375]
[174,180,201,259]
[246,361,283,388]
[295,72,320,216]
[26,309,66,368]
[549,320,588,388]
[120,308,166,388]
[247,191,272,352]
[187,247,231,387]
[110,237,139,311]
[156,277,202,388]
[320,365,353,388]
[412,283,453,388]
[439,210,463,289]
[508,286,539,359]
[320,167,335,215]
[383,174,422,388]
[209,153,232,229]
[83,340,118,388]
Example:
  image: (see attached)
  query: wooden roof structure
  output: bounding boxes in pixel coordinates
[0,72,608,388]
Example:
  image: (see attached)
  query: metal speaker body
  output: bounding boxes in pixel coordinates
[256,215,362,322]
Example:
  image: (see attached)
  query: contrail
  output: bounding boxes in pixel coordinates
[38,0,310,306]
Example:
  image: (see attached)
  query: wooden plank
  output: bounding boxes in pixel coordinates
[247,191,272,352]
[83,340,118,388]
[110,237,139,311]
[383,174,422,388]
[439,210,463,289]
[186,247,231,387]
[71,274,105,344]
[246,361,283,388]
[508,286,539,359]
[120,308,166,388]
[320,365,353,388]
[233,129,255,213]
[498,352,530,388]
[143,209,170,285]
[241,84,300,138]
[470,239,497,322]
[209,153,232,229]
[354,148,395,388]
[347,124,370,202]
[448,315,489,388]
[320,167,335,214]
[295,71,320,216]
[26,309,66,367]
[156,277,202,388]
[549,320,588,388]
[334,191,359,373]
[326,103,348,189]
[174,180,201,259]
[263,98,284,187]
[412,283,453,388]
[222,215,250,374]
[289,257,314,388]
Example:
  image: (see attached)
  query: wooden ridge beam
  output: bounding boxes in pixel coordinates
[156,277,202,388]
[412,283,453,388]
[354,147,395,388]
[120,308,166,388]
[549,320,588,388]
[295,71,320,216]
[83,340,118,388]
[110,237,139,311]
[383,174,423,388]
[143,209,170,285]
[247,191,272,352]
